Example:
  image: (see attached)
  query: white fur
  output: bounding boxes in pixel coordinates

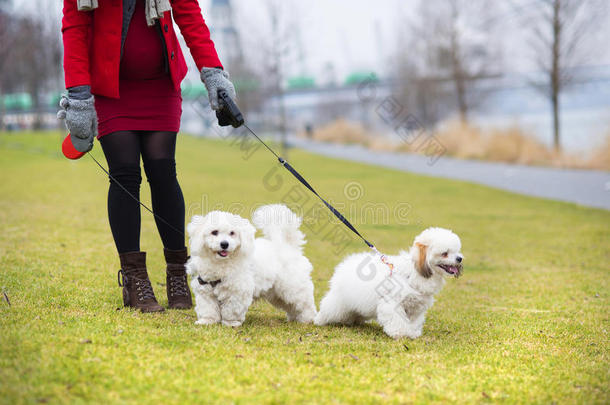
[315,227,463,339]
[186,204,317,327]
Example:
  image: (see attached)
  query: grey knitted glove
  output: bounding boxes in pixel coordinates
[200,67,237,111]
[57,91,98,153]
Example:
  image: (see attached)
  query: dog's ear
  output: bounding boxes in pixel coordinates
[187,215,205,238]
[415,242,432,278]
[238,218,257,255]
[186,215,207,255]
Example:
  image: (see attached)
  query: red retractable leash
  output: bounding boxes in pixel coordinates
[62,134,87,160]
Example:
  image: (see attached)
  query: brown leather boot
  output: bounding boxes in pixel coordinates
[164,248,193,309]
[117,252,164,313]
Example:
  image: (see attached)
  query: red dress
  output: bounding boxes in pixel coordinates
[94,0,181,138]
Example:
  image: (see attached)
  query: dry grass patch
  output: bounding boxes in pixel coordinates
[304,118,371,145]
[433,121,610,170]
[304,119,609,171]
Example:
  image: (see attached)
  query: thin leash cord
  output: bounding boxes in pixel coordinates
[244,124,283,160]
[242,124,393,271]
[88,153,185,237]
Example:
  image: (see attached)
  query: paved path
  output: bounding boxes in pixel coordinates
[291,139,610,211]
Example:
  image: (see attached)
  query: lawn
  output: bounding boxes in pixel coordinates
[0,131,608,404]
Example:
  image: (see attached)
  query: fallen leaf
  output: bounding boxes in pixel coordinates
[235,354,243,358]
[3,292,10,306]
[80,339,92,344]
[349,354,359,361]
[482,392,490,398]
[403,344,409,351]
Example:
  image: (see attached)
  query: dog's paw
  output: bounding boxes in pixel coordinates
[195,318,220,325]
[405,329,423,340]
[294,312,316,324]
[221,320,243,327]
[313,313,328,326]
[387,329,422,340]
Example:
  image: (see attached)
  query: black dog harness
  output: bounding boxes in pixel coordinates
[197,276,221,288]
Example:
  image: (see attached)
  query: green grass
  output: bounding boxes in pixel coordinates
[0,131,608,404]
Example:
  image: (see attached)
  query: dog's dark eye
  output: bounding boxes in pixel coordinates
[230,231,235,236]
[441,252,449,258]
[211,230,219,236]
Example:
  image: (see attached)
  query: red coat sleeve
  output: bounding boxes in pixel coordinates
[62,0,93,89]
[170,0,223,70]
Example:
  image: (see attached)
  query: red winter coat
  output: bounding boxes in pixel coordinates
[61,0,223,98]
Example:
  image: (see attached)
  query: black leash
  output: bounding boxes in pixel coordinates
[238,122,394,273]
[243,123,374,250]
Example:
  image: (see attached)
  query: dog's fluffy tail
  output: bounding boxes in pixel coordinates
[252,204,305,248]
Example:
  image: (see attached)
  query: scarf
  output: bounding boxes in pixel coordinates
[77,0,171,26]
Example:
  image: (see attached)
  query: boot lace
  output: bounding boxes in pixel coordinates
[134,278,156,301]
[168,273,189,297]
[118,270,156,302]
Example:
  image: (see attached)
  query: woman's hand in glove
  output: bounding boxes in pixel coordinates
[57,86,98,153]
[200,67,237,111]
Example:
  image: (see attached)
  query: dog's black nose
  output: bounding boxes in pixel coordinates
[220,241,229,250]
[456,256,463,263]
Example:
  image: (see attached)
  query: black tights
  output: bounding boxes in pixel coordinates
[100,131,185,254]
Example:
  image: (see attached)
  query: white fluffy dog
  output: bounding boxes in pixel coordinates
[315,228,463,339]
[186,204,317,327]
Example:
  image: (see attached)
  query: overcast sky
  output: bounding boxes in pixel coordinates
[215,0,406,79]
[13,0,610,81]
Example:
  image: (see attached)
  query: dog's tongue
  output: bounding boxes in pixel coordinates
[447,266,458,274]
[219,251,228,257]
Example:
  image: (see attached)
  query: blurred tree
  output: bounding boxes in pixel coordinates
[234,0,305,155]
[209,0,264,117]
[521,0,608,151]
[13,15,62,128]
[0,1,16,129]
[396,0,502,125]
[0,0,62,129]
[265,0,292,155]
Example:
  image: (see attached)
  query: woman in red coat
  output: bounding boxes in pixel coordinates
[59,0,237,313]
